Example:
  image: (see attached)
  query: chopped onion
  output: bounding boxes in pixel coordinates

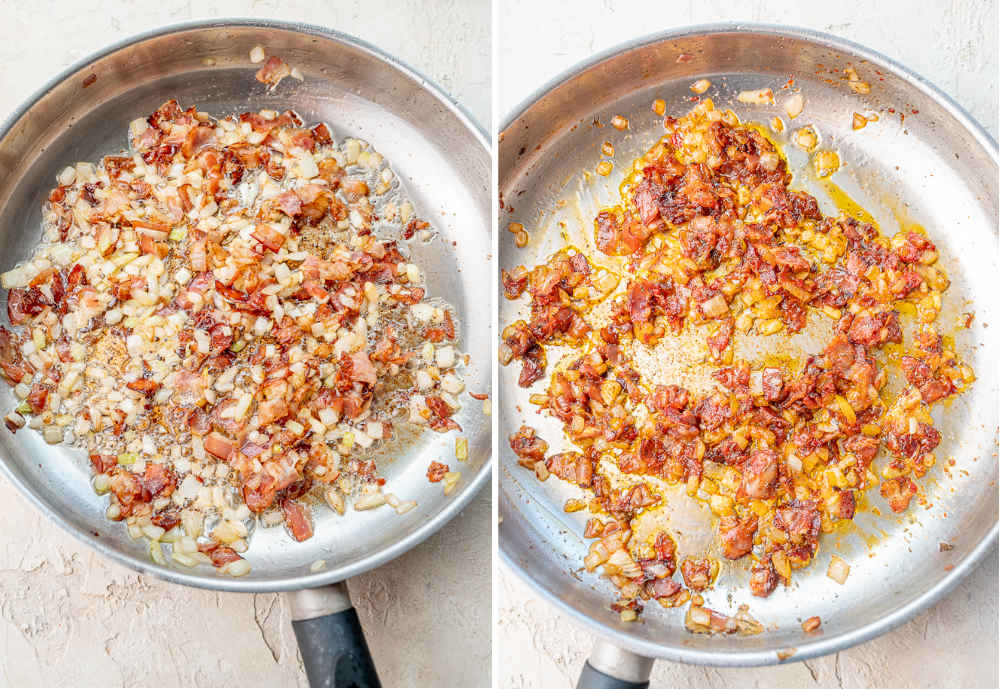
[784,93,804,119]
[354,491,386,511]
[737,88,773,105]
[689,79,711,94]
[827,555,850,584]
[226,559,251,576]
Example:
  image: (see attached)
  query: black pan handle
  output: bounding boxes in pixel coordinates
[288,583,381,688]
[576,640,653,689]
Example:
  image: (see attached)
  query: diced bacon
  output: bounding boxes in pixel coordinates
[594,210,650,255]
[272,317,301,344]
[66,264,87,288]
[900,355,932,387]
[185,271,213,294]
[844,434,879,465]
[215,281,248,304]
[257,398,289,426]
[139,463,176,498]
[175,370,205,402]
[208,546,243,568]
[761,368,785,402]
[885,422,941,460]
[190,240,207,271]
[0,327,31,384]
[242,471,278,513]
[311,123,333,146]
[251,223,286,252]
[645,577,682,599]
[706,319,733,357]
[770,246,811,273]
[209,324,233,355]
[89,453,117,474]
[822,334,856,374]
[426,461,449,482]
[680,558,714,590]
[501,268,528,299]
[919,378,954,404]
[774,501,821,545]
[301,280,329,302]
[718,514,757,559]
[425,395,461,432]
[828,489,856,520]
[126,378,161,396]
[8,288,47,324]
[261,377,289,400]
[204,432,235,461]
[138,234,169,258]
[695,394,729,431]
[102,156,135,180]
[348,351,377,385]
[389,286,425,305]
[847,310,902,347]
[285,128,316,152]
[150,101,188,127]
[403,218,429,240]
[509,425,548,464]
[274,191,302,217]
[295,183,324,205]
[134,125,161,150]
[632,177,669,226]
[240,112,280,137]
[881,476,917,512]
[343,179,369,202]
[27,383,49,413]
[151,509,181,531]
[610,483,659,515]
[749,561,777,597]
[255,56,292,87]
[741,449,778,499]
[181,125,217,158]
[187,408,210,435]
[108,471,144,518]
[281,499,314,541]
[895,232,936,264]
[546,452,593,488]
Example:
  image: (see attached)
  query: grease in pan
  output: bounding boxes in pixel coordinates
[502,97,974,632]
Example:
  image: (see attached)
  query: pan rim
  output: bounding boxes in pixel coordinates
[498,21,998,666]
[500,21,998,154]
[0,17,492,593]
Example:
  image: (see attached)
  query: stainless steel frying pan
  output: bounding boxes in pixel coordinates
[0,19,491,687]
[499,23,997,685]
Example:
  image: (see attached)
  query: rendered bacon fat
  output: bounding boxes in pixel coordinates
[503,98,973,625]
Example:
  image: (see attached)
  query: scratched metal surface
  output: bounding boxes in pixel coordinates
[499,25,997,666]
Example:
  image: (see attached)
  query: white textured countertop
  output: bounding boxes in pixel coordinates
[498,1,997,688]
[0,1,490,687]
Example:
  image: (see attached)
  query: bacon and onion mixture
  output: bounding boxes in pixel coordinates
[0,100,469,575]
[503,98,973,628]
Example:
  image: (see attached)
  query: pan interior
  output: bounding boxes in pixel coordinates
[0,22,491,589]
[499,28,997,664]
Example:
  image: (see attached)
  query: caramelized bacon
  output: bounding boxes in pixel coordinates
[499,97,969,617]
[281,499,313,541]
[426,461,448,483]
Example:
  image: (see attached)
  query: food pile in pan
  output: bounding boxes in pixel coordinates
[503,98,973,631]
[0,100,469,575]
